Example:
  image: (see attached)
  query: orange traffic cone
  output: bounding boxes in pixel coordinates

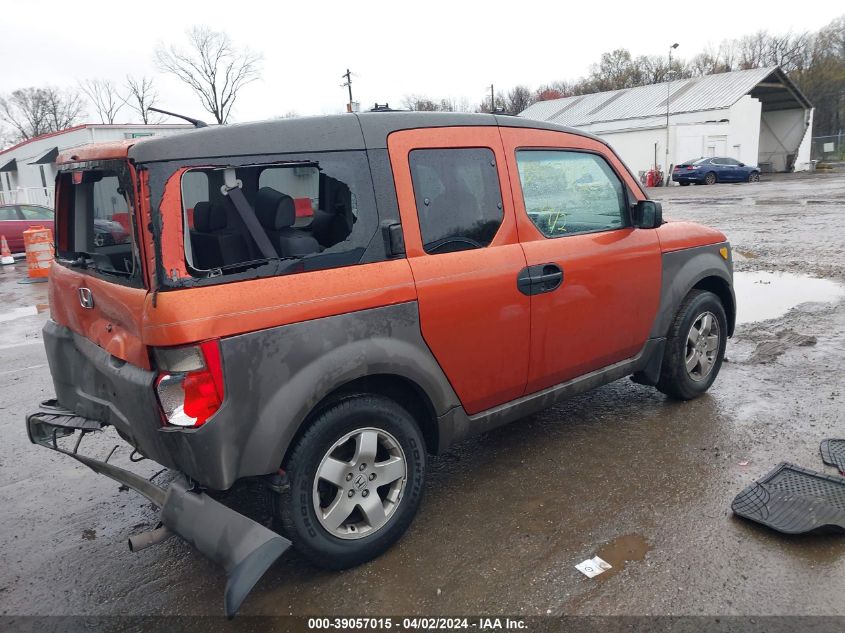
[0,235,13,265]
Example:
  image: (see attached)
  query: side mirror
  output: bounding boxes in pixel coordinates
[738,162,745,167]
[632,200,663,229]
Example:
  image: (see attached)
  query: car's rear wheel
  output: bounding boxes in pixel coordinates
[747,171,760,183]
[704,172,717,185]
[278,395,425,569]
[657,290,727,400]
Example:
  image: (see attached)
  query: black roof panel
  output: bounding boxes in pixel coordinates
[127,111,605,164]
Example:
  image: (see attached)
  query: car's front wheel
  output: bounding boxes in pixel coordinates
[657,290,728,400]
[278,395,425,569]
[747,171,760,183]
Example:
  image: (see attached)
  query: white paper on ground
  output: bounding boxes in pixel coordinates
[575,556,612,578]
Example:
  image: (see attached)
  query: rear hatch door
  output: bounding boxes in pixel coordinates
[49,160,150,369]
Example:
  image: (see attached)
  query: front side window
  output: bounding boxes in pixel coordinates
[516,150,627,238]
[409,148,503,254]
[179,152,371,277]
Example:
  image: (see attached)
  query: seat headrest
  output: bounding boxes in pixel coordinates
[193,201,227,232]
[255,187,296,230]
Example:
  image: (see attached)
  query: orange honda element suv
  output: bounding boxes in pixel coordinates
[27,112,734,616]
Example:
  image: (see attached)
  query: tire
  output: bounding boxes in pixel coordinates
[704,171,717,185]
[747,171,760,183]
[657,290,728,400]
[679,182,690,186]
[278,394,425,569]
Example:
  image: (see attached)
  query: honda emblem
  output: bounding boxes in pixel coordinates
[78,287,94,309]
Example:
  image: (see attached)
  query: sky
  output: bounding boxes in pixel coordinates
[1,0,843,125]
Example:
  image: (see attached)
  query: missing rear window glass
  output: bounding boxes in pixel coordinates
[180,153,374,278]
[55,162,140,283]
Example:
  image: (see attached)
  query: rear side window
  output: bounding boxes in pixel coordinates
[409,148,503,254]
[516,150,627,238]
[55,163,139,284]
[179,151,373,277]
[0,207,16,221]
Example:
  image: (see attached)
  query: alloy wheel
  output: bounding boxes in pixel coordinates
[685,311,721,381]
[312,427,407,540]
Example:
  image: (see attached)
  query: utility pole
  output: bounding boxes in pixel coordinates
[342,69,354,112]
[490,84,495,112]
[666,43,679,182]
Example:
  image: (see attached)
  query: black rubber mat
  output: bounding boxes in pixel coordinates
[820,439,845,475]
[731,462,845,534]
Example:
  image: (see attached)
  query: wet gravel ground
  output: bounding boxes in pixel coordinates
[1,171,844,619]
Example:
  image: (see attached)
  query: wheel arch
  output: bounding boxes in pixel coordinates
[281,373,441,469]
[218,302,462,488]
[692,275,736,336]
[651,244,736,340]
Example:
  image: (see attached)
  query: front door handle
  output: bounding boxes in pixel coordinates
[517,263,564,296]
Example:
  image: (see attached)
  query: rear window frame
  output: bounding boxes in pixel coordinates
[54,159,145,289]
[145,149,387,289]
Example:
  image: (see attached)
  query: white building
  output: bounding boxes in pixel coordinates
[520,67,813,180]
[0,123,193,207]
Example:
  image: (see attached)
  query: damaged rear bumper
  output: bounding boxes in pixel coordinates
[26,400,291,618]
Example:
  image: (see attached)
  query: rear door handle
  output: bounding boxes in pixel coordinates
[517,263,564,296]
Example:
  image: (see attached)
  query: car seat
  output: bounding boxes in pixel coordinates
[255,187,321,257]
[190,201,251,270]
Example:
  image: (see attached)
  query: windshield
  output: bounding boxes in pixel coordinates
[55,162,141,285]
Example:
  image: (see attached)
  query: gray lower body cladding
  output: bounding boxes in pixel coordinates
[40,301,461,490]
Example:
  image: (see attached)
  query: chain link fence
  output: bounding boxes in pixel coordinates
[811,134,845,162]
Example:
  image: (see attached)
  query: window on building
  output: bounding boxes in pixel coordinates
[516,150,627,238]
[409,148,503,254]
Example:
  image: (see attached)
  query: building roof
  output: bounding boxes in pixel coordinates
[126,111,606,164]
[0,123,193,158]
[520,67,811,128]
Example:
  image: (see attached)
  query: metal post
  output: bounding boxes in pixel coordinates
[490,84,495,112]
[342,69,354,112]
[666,43,679,184]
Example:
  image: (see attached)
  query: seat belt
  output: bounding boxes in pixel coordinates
[220,169,279,260]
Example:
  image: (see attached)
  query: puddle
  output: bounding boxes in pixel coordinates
[734,271,845,325]
[592,533,652,581]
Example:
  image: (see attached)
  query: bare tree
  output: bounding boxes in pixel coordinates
[125,76,163,124]
[0,86,84,141]
[401,95,470,112]
[80,79,126,124]
[505,85,534,114]
[402,94,440,111]
[155,26,262,124]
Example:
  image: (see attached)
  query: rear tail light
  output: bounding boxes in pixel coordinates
[153,340,224,427]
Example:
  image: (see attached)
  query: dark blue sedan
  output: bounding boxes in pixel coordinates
[672,157,761,185]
